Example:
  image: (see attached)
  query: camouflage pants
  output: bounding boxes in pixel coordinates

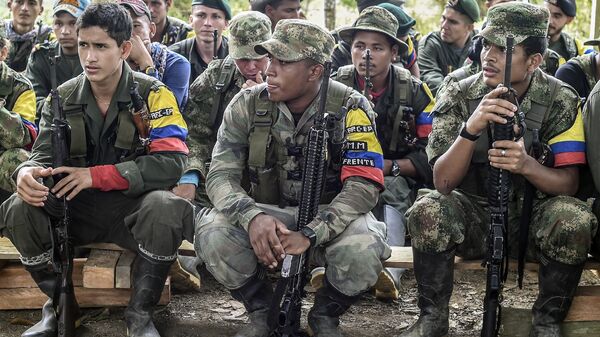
[0,148,29,193]
[0,189,195,266]
[195,206,391,296]
[406,189,597,265]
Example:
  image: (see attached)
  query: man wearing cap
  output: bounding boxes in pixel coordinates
[555,40,600,99]
[195,19,390,337]
[26,0,89,117]
[119,0,191,110]
[169,0,230,85]
[6,0,53,72]
[0,19,37,205]
[331,2,420,77]
[417,0,480,96]
[544,0,590,61]
[404,3,596,337]
[174,11,271,205]
[249,0,301,31]
[145,0,195,47]
[332,6,434,301]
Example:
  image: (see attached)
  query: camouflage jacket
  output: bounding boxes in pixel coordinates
[417,30,475,96]
[429,69,583,200]
[25,41,83,117]
[169,36,229,86]
[0,61,37,151]
[159,16,195,47]
[333,64,435,185]
[565,53,597,98]
[6,23,53,73]
[206,81,384,245]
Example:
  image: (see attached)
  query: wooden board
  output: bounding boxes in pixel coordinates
[501,307,600,337]
[0,278,170,310]
[0,237,20,260]
[0,259,86,288]
[115,250,136,289]
[82,249,121,289]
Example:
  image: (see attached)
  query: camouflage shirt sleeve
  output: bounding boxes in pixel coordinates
[205,87,263,231]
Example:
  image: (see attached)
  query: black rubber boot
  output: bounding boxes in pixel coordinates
[307,277,361,337]
[529,255,584,337]
[230,272,273,337]
[22,264,57,337]
[124,254,172,337]
[398,248,455,337]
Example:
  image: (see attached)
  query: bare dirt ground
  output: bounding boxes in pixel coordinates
[1,268,599,337]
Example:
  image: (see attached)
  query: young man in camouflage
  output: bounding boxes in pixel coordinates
[26,0,89,116]
[332,6,434,301]
[0,19,37,204]
[544,0,590,61]
[144,0,194,46]
[6,0,53,72]
[404,3,597,337]
[249,0,301,31]
[195,19,390,337]
[417,0,480,96]
[0,4,194,337]
[169,0,231,85]
[174,11,271,205]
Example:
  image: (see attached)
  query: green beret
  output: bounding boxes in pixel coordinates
[477,2,549,48]
[544,0,576,17]
[377,3,415,37]
[446,0,480,23]
[192,0,232,20]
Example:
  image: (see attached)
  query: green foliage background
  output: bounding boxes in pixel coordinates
[0,0,594,41]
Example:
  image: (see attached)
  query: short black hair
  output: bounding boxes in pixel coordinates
[520,36,548,57]
[76,3,132,47]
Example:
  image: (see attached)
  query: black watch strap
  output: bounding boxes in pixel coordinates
[460,123,480,141]
[300,227,317,246]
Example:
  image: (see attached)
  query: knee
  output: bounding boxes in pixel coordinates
[407,192,457,253]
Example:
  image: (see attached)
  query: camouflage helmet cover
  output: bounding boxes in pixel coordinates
[254,19,335,64]
[476,2,549,48]
[229,11,272,59]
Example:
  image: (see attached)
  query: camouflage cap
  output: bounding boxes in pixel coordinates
[254,19,334,65]
[338,6,408,54]
[229,11,272,59]
[476,2,549,48]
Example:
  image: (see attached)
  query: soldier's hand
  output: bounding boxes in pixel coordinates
[172,184,196,201]
[489,138,532,174]
[128,35,154,71]
[277,225,311,255]
[16,167,52,207]
[248,213,286,269]
[242,71,264,89]
[51,167,93,201]
[466,86,517,136]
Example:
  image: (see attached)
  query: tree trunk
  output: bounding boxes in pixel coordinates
[324,0,336,31]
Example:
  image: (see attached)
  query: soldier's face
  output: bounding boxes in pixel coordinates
[439,8,473,46]
[78,26,132,85]
[189,5,228,43]
[481,39,537,89]
[8,0,43,29]
[53,12,78,51]
[265,0,301,27]
[264,57,318,103]
[545,2,574,37]
[145,0,169,25]
[234,56,269,82]
[131,13,156,44]
[351,31,398,82]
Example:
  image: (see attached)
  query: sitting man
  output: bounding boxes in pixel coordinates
[196,19,390,337]
[404,3,597,337]
[0,4,194,337]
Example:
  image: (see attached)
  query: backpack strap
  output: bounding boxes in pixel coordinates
[209,57,237,130]
[248,92,277,169]
[389,66,413,151]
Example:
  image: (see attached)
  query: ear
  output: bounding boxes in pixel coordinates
[121,40,133,60]
[265,4,274,17]
[528,53,543,73]
[0,46,8,62]
[307,63,323,83]
[150,22,157,38]
[391,44,399,60]
[166,0,173,8]
[189,14,193,24]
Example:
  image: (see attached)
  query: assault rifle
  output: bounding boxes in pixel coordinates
[48,47,78,337]
[213,30,218,60]
[269,62,333,337]
[481,35,519,337]
[363,49,373,100]
[129,81,152,151]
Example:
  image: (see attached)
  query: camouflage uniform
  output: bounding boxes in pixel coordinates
[5,19,53,73]
[402,4,597,337]
[183,11,271,206]
[556,53,598,99]
[196,19,390,337]
[583,78,600,256]
[158,16,194,47]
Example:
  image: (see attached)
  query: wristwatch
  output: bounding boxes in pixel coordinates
[459,122,480,141]
[391,160,401,177]
[144,66,157,76]
[300,227,317,247]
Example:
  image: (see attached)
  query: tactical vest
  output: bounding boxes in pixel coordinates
[247,80,353,205]
[336,65,415,155]
[209,56,238,130]
[57,73,157,167]
[456,74,561,197]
